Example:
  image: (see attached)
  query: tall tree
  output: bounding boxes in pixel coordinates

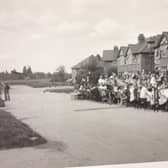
[22,66,27,74]
[27,66,33,75]
[56,65,66,82]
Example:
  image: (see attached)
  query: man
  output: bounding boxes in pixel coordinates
[153,83,159,112]
[4,83,10,101]
[0,82,3,99]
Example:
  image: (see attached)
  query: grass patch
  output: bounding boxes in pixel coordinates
[44,87,74,93]
[5,79,71,88]
[0,110,47,150]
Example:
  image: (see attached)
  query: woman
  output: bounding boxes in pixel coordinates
[140,83,148,109]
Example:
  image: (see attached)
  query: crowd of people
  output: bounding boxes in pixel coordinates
[77,69,168,112]
[0,82,10,102]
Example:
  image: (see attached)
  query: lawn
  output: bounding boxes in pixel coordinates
[0,110,47,150]
[6,79,71,88]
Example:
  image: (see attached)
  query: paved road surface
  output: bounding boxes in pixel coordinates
[1,85,168,168]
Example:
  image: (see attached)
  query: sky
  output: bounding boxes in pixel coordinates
[0,0,168,73]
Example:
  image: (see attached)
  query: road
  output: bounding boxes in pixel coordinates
[1,85,168,168]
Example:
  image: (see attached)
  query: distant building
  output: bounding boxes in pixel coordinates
[118,34,154,73]
[72,55,103,84]
[102,46,119,75]
[154,32,168,71]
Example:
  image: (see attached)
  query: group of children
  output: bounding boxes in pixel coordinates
[97,71,168,111]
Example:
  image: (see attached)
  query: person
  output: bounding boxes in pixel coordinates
[106,76,114,104]
[153,84,159,112]
[98,75,104,86]
[150,74,157,88]
[134,83,140,108]
[4,83,10,101]
[81,77,86,88]
[129,84,135,106]
[0,82,3,99]
[119,86,127,105]
[140,83,148,109]
[124,84,130,106]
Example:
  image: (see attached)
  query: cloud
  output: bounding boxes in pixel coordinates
[56,21,90,35]
[0,0,168,72]
[89,18,136,44]
[90,18,119,38]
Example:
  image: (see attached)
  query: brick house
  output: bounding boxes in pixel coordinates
[118,34,154,73]
[154,32,168,71]
[102,46,119,74]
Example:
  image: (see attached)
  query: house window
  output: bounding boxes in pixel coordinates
[161,66,167,71]
[154,49,160,64]
[125,55,128,64]
[124,58,126,64]
[160,45,168,58]
[132,55,137,64]
[120,55,125,65]
[160,37,168,58]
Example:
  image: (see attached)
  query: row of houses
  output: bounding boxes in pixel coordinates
[72,31,168,83]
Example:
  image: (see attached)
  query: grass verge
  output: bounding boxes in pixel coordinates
[5,79,71,88]
[0,110,47,150]
[44,87,74,93]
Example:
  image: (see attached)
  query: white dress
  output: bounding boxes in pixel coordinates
[129,86,135,102]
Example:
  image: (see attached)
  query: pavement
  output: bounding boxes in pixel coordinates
[1,85,168,168]
[69,161,168,168]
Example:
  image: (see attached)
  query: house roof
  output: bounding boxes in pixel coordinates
[146,32,168,49]
[72,55,94,69]
[118,46,128,58]
[154,32,168,48]
[163,32,168,40]
[102,49,118,61]
[127,41,153,55]
[72,55,103,69]
[147,34,162,48]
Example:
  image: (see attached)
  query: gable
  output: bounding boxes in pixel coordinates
[160,37,168,46]
[120,50,124,56]
[128,48,132,56]
[118,51,126,65]
[125,48,132,64]
[126,48,132,58]
[155,35,168,59]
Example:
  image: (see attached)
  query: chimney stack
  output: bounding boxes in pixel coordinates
[138,34,146,44]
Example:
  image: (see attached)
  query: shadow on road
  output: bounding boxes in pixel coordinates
[35,140,68,152]
[74,105,125,112]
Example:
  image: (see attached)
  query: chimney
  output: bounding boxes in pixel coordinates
[113,46,119,59]
[114,46,119,53]
[138,34,146,44]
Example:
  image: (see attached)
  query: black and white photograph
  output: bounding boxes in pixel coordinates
[0,0,168,168]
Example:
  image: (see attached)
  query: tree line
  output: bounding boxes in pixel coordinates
[0,65,71,82]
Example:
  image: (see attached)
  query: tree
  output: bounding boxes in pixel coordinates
[52,65,66,82]
[76,55,103,85]
[22,66,27,75]
[27,66,33,75]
